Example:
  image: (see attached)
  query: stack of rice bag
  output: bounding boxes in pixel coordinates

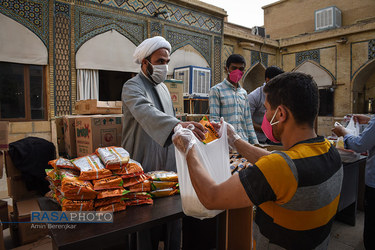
[45,158,97,211]
[148,171,179,198]
[45,146,178,212]
[229,153,252,175]
[97,147,153,210]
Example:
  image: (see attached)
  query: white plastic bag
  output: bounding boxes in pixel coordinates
[346,116,360,136]
[174,122,231,219]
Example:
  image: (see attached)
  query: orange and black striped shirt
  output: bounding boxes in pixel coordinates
[239,136,342,249]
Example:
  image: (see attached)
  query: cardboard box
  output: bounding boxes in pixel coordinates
[0,222,4,250]
[0,121,9,151]
[15,198,48,245]
[4,151,22,178]
[9,212,22,247]
[63,115,85,158]
[7,177,39,202]
[75,114,123,157]
[0,200,8,230]
[75,99,122,115]
[226,208,253,250]
[5,152,39,201]
[0,152,4,179]
[55,117,65,155]
[165,80,184,114]
[12,236,52,250]
[317,116,335,137]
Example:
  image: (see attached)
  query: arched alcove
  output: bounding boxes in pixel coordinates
[0,13,48,65]
[243,63,266,94]
[169,45,209,75]
[76,29,139,72]
[293,60,335,116]
[352,59,375,113]
[293,60,334,88]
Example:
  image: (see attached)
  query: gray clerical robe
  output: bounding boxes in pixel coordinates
[121,72,180,173]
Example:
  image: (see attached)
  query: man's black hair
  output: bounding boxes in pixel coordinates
[265,66,284,80]
[226,54,246,68]
[263,72,319,127]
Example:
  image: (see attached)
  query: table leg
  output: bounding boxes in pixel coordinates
[336,201,357,226]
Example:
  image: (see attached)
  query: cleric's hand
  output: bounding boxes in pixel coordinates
[179,121,207,141]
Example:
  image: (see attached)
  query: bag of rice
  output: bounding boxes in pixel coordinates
[96,188,129,199]
[72,154,112,180]
[122,174,150,188]
[60,168,80,179]
[61,199,94,211]
[45,168,80,186]
[151,181,178,191]
[112,159,144,177]
[92,176,123,191]
[61,176,98,200]
[123,199,153,206]
[48,158,79,171]
[96,202,126,212]
[45,190,59,203]
[96,146,130,170]
[122,192,151,200]
[199,116,219,144]
[150,188,179,198]
[94,196,123,207]
[117,172,144,179]
[127,180,151,192]
[147,171,178,182]
[45,169,61,186]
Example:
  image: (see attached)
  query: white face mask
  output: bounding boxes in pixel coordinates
[147,61,168,84]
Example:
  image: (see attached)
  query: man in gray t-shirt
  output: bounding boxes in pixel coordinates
[248,66,284,143]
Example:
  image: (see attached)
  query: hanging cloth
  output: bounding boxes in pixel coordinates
[77,69,99,100]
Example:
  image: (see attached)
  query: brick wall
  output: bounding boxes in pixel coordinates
[8,121,51,143]
[264,0,375,39]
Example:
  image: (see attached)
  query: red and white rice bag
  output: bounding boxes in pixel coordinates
[72,154,112,180]
[96,146,130,170]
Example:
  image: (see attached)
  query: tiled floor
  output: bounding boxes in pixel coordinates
[329,211,365,250]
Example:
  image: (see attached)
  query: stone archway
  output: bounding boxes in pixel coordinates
[352,59,375,114]
[243,63,266,94]
[293,60,334,88]
[169,44,209,76]
[0,13,48,65]
[76,29,139,72]
[293,60,335,117]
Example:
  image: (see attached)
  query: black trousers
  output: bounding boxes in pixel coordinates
[182,216,217,250]
[364,185,375,250]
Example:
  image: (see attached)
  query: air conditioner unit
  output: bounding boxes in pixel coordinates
[315,6,342,31]
[251,26,265,37]
[173,66,211,98]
